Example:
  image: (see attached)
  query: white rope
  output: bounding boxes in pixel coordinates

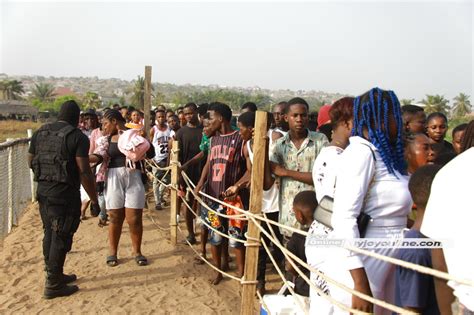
[344,244,474,287]
[258,229,309,315]
[147,211,170,231]
[179,194,247,244]
[252,215,417,315]
[180,171,248,220]
[175,220,258,285]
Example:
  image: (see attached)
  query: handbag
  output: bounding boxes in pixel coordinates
[313,144,376,238]
[313,196,372,238]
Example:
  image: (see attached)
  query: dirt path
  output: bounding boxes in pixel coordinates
[0,201,272,314]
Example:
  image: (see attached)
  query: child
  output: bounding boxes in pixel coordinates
[286,190,317,299]
[425,112,453,155]
[451,123,467,155]
[396,164,442,314]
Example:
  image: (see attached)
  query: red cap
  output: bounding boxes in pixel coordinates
[317,105,332,128]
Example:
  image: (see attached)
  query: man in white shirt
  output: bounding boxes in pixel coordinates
[421,147,474,313]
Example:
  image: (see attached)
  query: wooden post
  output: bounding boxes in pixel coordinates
[7,143,14,233]
[241,111,267,315]
[169,140,179,246]
[144,65,152,138]
[27,129,36,202]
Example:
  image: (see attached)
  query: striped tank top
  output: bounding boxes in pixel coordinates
[205,130,246,200]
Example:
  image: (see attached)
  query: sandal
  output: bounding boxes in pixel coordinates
[135,255,148,266]
[106,255,118,267]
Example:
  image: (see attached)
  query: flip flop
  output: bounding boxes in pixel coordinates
[106,255,118,267]
[135,255,148,266]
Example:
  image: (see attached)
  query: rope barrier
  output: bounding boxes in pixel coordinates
[180,172,248,220]
[258,228,309,314]
[252,215,417,314]
[179,194,247,244]
[165,159,472,313]
[196,183,474,288]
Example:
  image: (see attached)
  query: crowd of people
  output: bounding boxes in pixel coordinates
[28,89,473,314]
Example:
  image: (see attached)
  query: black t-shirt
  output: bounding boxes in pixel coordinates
[29,121,90,197]
[287,232,310,297]
[175,125,203,183]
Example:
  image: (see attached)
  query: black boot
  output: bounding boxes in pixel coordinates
[44,273,79,299]
[61,273,77,284]
[44,265,77,284]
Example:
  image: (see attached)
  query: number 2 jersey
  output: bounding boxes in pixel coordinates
[205,130,246,200]
[152,125,171,163]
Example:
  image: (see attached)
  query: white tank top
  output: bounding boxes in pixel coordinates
[247,139,279,213]
[152,125,171,162]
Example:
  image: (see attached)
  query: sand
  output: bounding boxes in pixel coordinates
[0,200,278,314]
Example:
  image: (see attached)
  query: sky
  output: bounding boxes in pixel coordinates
[1,1,472,101]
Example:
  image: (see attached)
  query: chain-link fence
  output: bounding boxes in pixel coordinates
[0,138,34,238]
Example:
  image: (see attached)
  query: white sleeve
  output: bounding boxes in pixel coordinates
[331,144,375,270]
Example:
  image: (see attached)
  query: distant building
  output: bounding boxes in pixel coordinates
[53,87,76,97]
[0,100,38,120]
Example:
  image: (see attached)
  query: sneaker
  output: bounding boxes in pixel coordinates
[155,204,163,211]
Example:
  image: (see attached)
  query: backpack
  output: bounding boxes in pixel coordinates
[31,123,77,186]
[117,129,150,168]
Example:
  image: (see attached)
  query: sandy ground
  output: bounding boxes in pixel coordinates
[0,200,280,314]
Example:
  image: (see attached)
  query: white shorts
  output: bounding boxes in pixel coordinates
[105,167,146,210]
[80,185,90,203]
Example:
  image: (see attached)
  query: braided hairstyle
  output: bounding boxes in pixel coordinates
[103,109,126,123]
[352,87,406,175]
[460,120,474,153]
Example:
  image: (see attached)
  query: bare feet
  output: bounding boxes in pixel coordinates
[194,254,206,265]
[221,261,230,272]
[210,273,223,285]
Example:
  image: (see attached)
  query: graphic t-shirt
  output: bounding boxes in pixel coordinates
[152,125,171,163]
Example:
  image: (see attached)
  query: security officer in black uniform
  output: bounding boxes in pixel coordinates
[28,100,100,299]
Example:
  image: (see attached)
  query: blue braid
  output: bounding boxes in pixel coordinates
[352,87,407,176]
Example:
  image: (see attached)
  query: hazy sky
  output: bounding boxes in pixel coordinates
[1,1,472,101]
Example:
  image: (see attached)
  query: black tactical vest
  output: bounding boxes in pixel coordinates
[31,123,77,186]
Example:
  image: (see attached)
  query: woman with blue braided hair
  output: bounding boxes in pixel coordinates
[312,88,412,314]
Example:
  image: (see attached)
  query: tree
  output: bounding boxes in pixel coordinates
[420,94,450,115]
[82,91,102,109]
[131,75,153,109]
[0,79,25,100]
[400,98,415,106]
[452,93,471,118]
[32,83,55,102]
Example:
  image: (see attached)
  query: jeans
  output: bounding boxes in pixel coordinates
[98,193,107,220]
[257,211,284,284]
[152,160,169,205]
[38,194,81,275]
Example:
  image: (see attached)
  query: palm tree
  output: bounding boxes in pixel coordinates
[452,93,472,118]
[82,91,102,109]
[420,94,450,115]
[32,83,56,102]
[400,98,415,106]
[131,76,153,109]
[0,79,25,100]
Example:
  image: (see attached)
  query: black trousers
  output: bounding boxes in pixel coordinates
[257,211,284,283]
[38,194,81,275]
